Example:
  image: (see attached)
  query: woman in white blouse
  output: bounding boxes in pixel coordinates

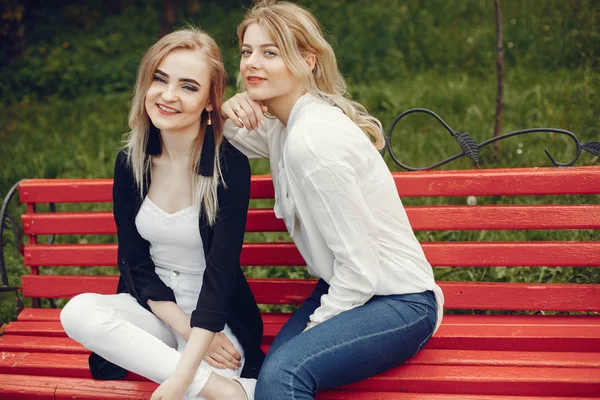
[220,2,445,399]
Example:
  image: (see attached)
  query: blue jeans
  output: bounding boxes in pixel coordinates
[255,279,437,399]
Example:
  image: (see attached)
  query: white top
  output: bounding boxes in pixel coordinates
[135,196,207,275]
[224,92,444,331]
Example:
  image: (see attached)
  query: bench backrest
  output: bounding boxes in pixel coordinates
[17,166,600,313]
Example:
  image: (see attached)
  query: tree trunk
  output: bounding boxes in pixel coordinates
[0,0,28,62]
[160,0,179,38]
[493,0,504,153]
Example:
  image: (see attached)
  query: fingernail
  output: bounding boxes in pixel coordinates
[260,120,265,126]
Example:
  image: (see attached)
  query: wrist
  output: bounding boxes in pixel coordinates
[172,370,195,386]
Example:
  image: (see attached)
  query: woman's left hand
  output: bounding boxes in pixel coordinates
[150,375,190,400]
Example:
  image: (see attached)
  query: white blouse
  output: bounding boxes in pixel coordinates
[135,196,207,275]
[224,92,444,331]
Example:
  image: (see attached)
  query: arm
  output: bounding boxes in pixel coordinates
[148,300,191,339]
[222,92,272,159]
[150,327,215,400]
[289,156,381,328]
[149,301,241,371]
[223,119,270,159]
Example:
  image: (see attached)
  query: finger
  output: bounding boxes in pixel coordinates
[240,94,265,128]
[204,355,227,369]
[217,332,241,360]
[234,103,257,131]
[222,342,242,361]
[210,352,239,370]
[217,347,242,366]
[222,98,244,128]
[225,105,245,128]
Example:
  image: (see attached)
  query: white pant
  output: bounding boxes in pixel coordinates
[60,267,245,399]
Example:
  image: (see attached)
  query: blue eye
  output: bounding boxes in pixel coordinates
[153,76,166,83]
[183,85,198,92]
[264,50,277,57]
[241,49,251,56]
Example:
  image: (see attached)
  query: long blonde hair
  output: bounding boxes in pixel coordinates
[237,1,385,150]
[125,28,227,225]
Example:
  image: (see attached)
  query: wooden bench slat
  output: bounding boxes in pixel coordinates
[1,361,598,397]
[1,350,598,385]
[17,308,65,321]
[1,352,599,397]
[6,316,600,352]
[317,394,596,400]
[23,241,600,267]
[340,364,600,397]
[0,335,86,353]
[1,374,596,400]
[0,374,590,400]
[22,204,600,235]
[0,373,156,400]
[20,275,600,311]
[18,307,600,327]
[18,168,600,203]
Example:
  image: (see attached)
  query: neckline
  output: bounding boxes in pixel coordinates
[286,92,314,129]
[144,196,198,217]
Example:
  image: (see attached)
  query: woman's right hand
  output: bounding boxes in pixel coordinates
[222,92,268,131]
[203,332,242,370]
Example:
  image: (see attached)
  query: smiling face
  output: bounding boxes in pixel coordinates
[240,23,302,105]
[144,49,212,135]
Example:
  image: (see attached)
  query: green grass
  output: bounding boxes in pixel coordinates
[1,66,598,323]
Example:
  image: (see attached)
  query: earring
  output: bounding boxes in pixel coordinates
[199,110,215,177]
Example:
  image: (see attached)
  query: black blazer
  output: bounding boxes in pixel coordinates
[89,140,265,379]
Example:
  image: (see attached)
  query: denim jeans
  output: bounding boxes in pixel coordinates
[255,279,437,400]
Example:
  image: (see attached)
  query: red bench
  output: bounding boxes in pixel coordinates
[1,166,600,399]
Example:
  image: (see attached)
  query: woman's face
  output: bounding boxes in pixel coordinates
[240,23,300,103]
[145,49,211,135]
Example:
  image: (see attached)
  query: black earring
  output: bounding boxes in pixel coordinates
[199,111,215,177]
[146,123,162,155]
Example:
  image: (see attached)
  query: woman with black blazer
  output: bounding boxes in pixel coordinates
[60,29,263,400]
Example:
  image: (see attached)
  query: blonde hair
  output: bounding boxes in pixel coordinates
[238,1,385,150]
[125,28,227,225]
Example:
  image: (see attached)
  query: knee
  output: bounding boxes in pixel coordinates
[60,293,107,342]
[257,352,288,385]
[256,349,314,399]
[256,355,288,399]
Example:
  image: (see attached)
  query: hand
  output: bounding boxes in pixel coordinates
[204,332,242,370]
[222,92,268,131]
[150,374,190,400]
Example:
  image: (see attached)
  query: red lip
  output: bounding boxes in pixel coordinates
[246,75,266,85]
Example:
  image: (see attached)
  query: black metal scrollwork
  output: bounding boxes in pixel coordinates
[385,108,600,171]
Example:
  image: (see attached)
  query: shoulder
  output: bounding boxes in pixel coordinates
[112,149,139,202]
[219,139,250,177]
[114,148,128,169]
[286,104,369,175]
[113,148,133,181]
[217,139,251,199]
